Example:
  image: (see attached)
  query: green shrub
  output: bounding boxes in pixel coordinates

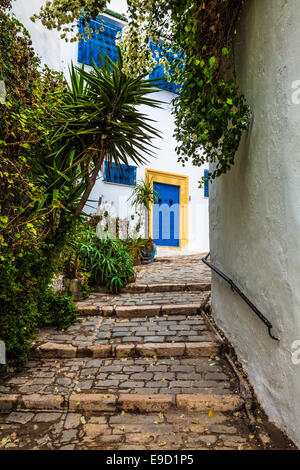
[0,243,77,369]
[78,231,135,294]
[122,237,153,265]
[38,289,78,330]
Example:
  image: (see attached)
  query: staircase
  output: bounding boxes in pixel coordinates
[0,259,268,450]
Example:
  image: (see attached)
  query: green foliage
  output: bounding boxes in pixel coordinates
[31,0,109,41]
[128,178,158,211]
[123,0,250,185]
[0,9,65,244]
[27,0,250,184]
[78,231,135,294]
[174,55,250,181]
[0,239,77,369]
[0,11,73,368]
[0,10,161,366]
[38,53,162,219]
[38,289,78,331]
[169,1,250,184]
[0,0,11,10]
[60,221,137,294]
[122,237,153,265]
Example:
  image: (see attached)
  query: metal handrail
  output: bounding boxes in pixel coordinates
[202,253,279,341]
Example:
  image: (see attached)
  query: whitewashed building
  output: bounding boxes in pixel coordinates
[210,0,300,448]
[12,0,210,253]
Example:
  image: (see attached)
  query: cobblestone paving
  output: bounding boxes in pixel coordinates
[0,356,237,397]
[36,315,215,347]
[0,409,261,450]
[0,256,294,450]
[78,291,206,307]
[135,258,211,285]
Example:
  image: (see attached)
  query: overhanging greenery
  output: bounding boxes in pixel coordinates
[30,0,250,185]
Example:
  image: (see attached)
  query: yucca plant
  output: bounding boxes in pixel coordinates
[47,50,162,218]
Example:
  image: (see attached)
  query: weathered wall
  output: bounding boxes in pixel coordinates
[12,0,209,252]
[210,0,300,447]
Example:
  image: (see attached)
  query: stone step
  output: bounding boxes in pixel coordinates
[94,282,211,294]
[33,341,220,359]
[0,409,259,450]
[0,356,240,412]
[77,303,207,317]
[76,290,209,318]
[33,314,217,358]
[0,393,244,414]
[121,282,211,294]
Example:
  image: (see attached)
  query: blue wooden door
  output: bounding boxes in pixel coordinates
[153,182,180,247]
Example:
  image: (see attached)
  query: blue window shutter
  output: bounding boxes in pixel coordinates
[78,16,122,67]
[78,19,181,95]
[204,169,210,197]
[104,161,137,186]
[149,42,181,95]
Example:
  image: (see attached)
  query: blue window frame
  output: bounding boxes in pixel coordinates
[149,42,181,95]
[103,161,137,186]
[78,16,122,67]
[78,17,180,95]
[204,169,210,198]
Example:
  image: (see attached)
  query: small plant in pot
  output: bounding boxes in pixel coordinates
[141,238,157,264]
[128,178,157,239]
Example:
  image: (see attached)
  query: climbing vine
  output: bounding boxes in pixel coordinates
[121,0,250,184]
[31,0,108,42]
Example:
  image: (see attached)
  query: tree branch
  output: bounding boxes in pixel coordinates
[74,147,106,218]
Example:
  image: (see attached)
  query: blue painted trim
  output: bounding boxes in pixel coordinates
[204,169,210,198]
[78,16,122,67]
[78,16,180,95]
[153,182,180,247]
[104,161,137,186]
[149,42,181,95]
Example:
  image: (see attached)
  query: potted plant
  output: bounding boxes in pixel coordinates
[128,177,157,239]
[141,238,157,264]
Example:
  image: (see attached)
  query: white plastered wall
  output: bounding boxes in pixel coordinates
[210,0,300,447]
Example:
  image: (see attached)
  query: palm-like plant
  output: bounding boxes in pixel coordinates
[48,50,162,218]
[128,177,158,237]
[129,177,157,211]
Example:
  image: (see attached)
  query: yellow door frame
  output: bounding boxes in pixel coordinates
[145,168,189,249]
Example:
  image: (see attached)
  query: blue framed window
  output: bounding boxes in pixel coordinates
[149,42,181,95]
[78,16,122,67]
[204,169,210,198]
[78,17,180,95]
[104,161,137,186]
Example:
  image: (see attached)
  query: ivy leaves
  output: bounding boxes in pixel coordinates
[174,54,250,183]
[167,1,250,185]
[117,0,250,186]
